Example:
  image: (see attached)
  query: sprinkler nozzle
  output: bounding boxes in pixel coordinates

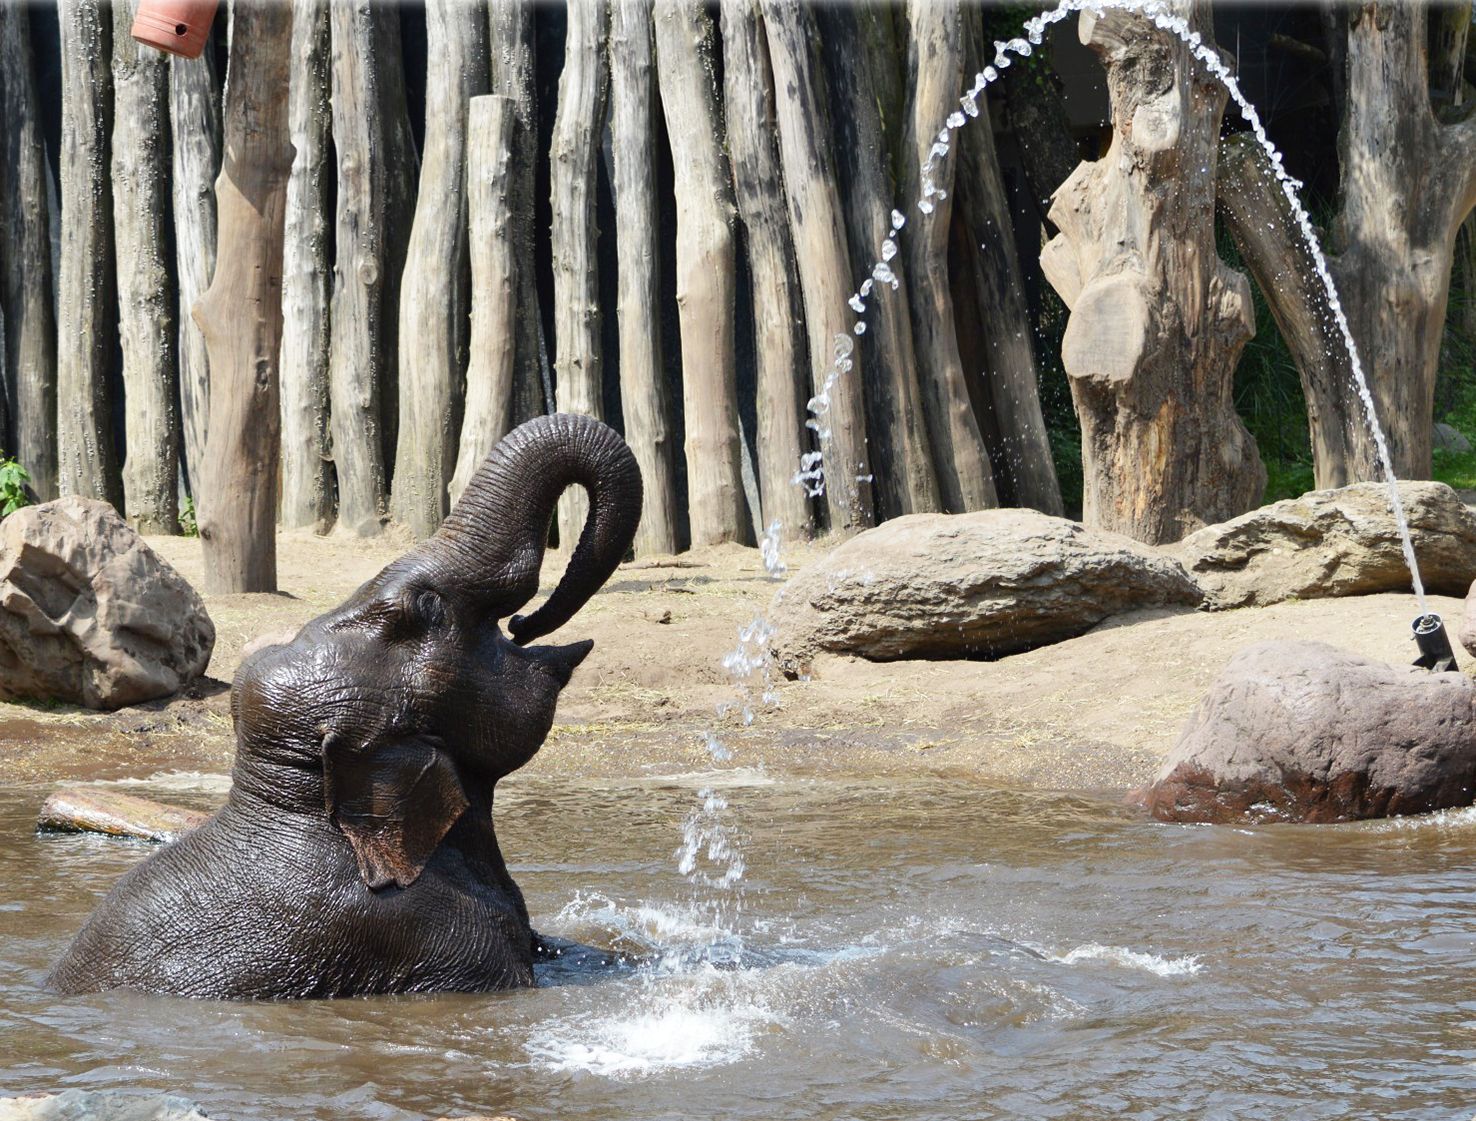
[1412,613,1458,672]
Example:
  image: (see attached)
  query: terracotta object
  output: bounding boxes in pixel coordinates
[131,0,218,60]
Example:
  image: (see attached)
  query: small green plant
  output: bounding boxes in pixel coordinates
[179,495,199,537]
[0,455,31,517]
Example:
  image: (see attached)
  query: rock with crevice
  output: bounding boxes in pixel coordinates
[768,509,1203,675]
[1175,481,1476,610]
[1136,639,1476,823]
[0,497,214,709]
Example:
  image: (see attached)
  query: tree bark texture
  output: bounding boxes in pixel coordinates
[55,0,121,508]
[1323,1,1476,481]
[956,10,1063,516]
[391,0,487,539]
[194,2,293,593]
[612,0,679,555]
[815,5,940,523]
[170,30,220,505]
[112,0,179,535]
[487,0,546,427]
[551,0,609,548]
[1217,133,1354,490]
[656,0,749,547]
[901,0,997,515]
[328,3,416,536]
[0,6,56,499]
[449,95,517,512]
[1040,4,1263,545]
[760,0,874,535]
[278,0,332,532]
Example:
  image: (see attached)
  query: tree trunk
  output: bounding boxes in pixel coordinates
[900,0,997,515]
[488,0,546,428]
[327,3,415,536]
[193,2,293,593]
[278,0,332,532]
[814,5,940,523]
[391,0,487,539]
[1323,2,1476,481]
[760,0,874,535]
[112,0,178,535]
[1040,4,1263,544]
[170,25,220,508]
[55,0,120,508]
[449,95,517,513]
[611,0,679,555]
[1217,133,1354,490]
[955,11,1063,517]
[0,6,56,500]
[550,0,609,548]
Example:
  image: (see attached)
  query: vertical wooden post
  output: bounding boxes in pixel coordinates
[56,0,121,509]
[193,2,293,592]
[391,0,488,539]
[278,0,333,531]
[112,0,179,535]
[611,0,679,555]
[0,5,57,499]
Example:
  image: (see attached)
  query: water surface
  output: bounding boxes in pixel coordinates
[2,769,1473,1120]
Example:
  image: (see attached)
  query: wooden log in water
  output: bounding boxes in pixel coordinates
[38,786,210,842]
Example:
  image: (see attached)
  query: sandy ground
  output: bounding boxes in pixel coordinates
[0,527,1464,793]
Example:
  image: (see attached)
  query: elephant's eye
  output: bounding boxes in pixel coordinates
[413,591,446,629]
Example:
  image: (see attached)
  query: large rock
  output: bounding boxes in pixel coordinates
[0,1092,210,1121]
[1176,481,1476,610]
[769,510,1203,673]
[0,498,214,709]
[1137,639,1476,823]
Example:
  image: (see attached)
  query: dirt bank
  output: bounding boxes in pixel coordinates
[0,528,1462,791]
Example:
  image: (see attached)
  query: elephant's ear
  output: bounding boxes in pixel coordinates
[322,737,469,891]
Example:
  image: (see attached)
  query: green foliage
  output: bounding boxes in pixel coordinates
[179,495,199,538]
[0,455,31,517]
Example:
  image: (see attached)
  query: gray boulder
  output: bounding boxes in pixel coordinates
[1434,421,1472,454]
[769,510,1202,674]
[1136,639,1476,824]
[1176,481,1476,610]
[0,497,214,709]
[0,1091,209,1121]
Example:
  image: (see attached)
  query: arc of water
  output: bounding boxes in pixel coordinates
[798,0,1429,613]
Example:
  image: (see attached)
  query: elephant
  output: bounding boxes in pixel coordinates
[47,414,642,999]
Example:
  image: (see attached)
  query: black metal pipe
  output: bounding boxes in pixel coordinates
[1412,613,1458,672]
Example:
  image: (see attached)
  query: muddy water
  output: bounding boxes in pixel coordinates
[2,768,1474,1120]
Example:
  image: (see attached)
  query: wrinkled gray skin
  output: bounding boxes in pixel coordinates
[48,415,642,999]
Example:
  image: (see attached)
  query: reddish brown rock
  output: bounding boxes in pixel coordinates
[1136,639,1476,823]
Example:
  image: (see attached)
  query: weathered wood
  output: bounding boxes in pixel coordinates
[760,0,875,535]
[900,0,997,515]
[487,0,546,427]
[551,0,610,548]
[956,10,1063,516]
[0,6,56,499]
[391,0,488,539]
[612,0,679,554]
[278,0,332,532]
[327,4,415,536]
[39,785,209,843]
[55,0,121,508]
[656,0,749,547]
[815,4,940,522]
[1040,4,1263,544]
[1217,133,1353,490]
[112,0,179,535]
[449,95,517,511]
[996,41,1080,225]
[170,28,221,509]
[194,2,293,593]
[1321,2,1476,481]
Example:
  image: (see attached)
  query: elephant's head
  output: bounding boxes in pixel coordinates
[229,414,642,892]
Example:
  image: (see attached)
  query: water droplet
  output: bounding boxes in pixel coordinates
[853,321,867,336]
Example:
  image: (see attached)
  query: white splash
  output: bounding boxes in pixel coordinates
[1048,942,1203,977]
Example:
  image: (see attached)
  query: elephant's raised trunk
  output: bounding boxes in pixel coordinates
[427,414,642,642]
